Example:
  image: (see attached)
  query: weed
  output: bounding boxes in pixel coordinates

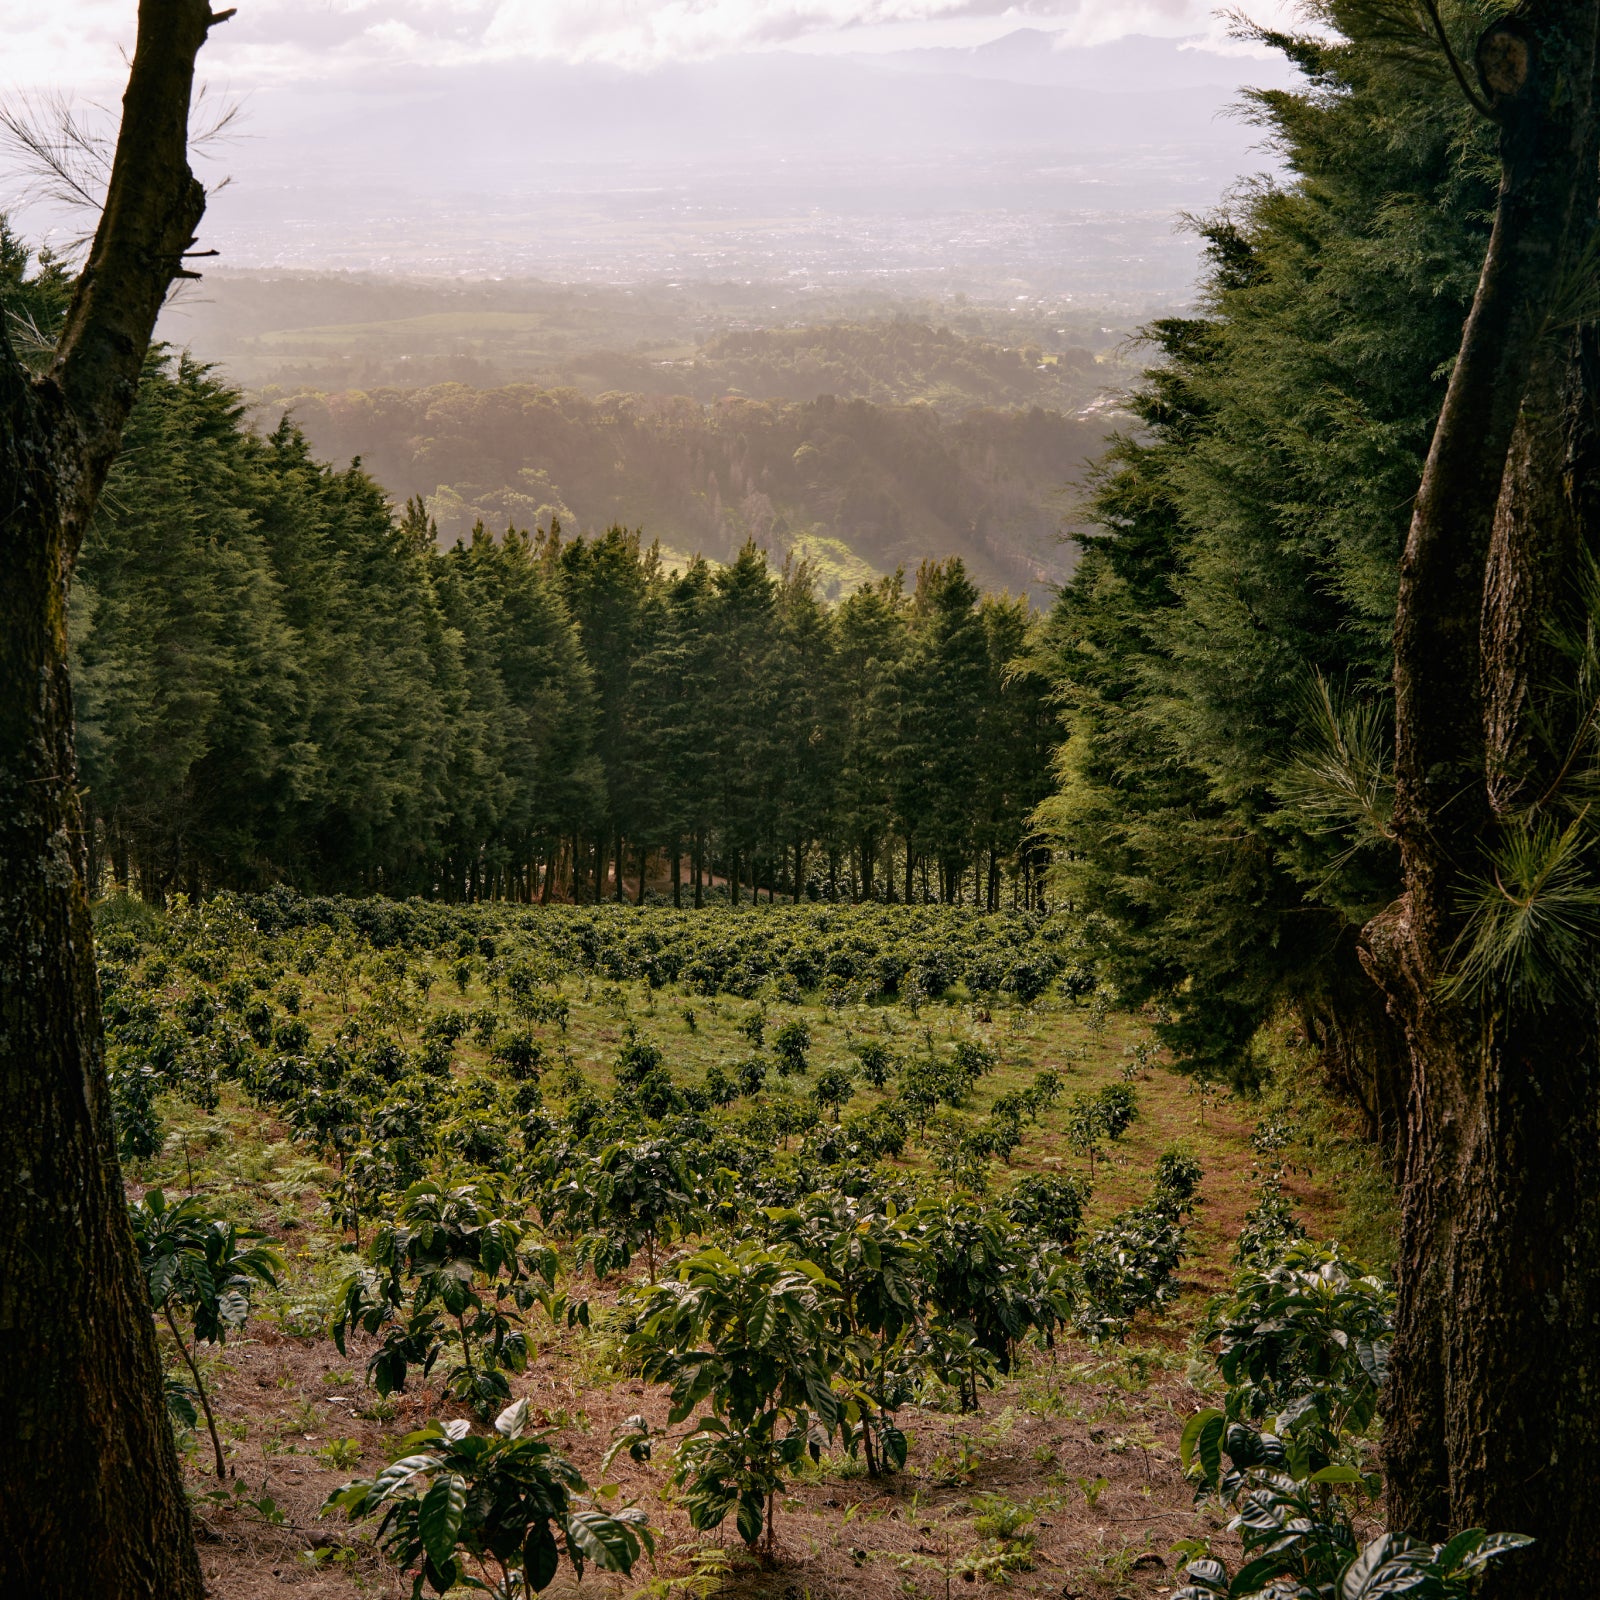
[300,1544,360,1574]
[317,1436,364,1470]
[194,1477,289,1529]
[926,1437,983,1486]
[1082,1532,1152,1587]
[629,1541,737,1598]
[284,1398,320,1432]
[969,1493,1033,1542]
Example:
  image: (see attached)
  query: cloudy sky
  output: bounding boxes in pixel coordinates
[3,0,1298,87]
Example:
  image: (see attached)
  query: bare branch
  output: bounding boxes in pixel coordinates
[1418,0,1498,120]
[0,82,240,260]
[49,0,221,535]
[0,91,115,251]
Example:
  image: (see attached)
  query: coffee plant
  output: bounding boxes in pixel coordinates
[1176,1208,1528,1598]
[130,1189,283,1477]
[325,1398,651,1597]
[98,891,1436,1597]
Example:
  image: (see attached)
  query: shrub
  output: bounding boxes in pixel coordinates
[1153,1149,1204,1214]
[614,1030,665,1089]
[490,1028,543,1081]
[813,1065,855,1121]
[325,1399,651,1596]
[1077,1207,1187,1341]
[852,1038,895,1089]
[1004,1173,1091,1248]
[771,1019,812,1076]
[131,1189,282,1478]
[1175,1235,1525,1600]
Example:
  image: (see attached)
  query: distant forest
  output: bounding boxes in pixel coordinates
[270,378,1104,594]
[470,321,1107,413]
[67,353,1058,909]
[164,271,1132,396]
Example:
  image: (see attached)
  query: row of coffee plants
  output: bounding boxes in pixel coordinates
[1172,1135,1530,1599]
[232,889,1084,1006]
[106,895,1535,1596]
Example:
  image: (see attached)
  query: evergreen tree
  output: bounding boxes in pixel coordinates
[0,4,223,1588]
[898,559,988,901]
[976,592,1052,910]
[47,332,1053,908]
[710,542,781,900]
[633,557,722,905]
[833,573,909,899]
[771,559,839,898]
[554,526,658,899]
[1036,2,1496,1127]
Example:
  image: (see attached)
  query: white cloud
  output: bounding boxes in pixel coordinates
[0,0,1303,86]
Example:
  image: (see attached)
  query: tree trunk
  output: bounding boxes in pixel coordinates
[0,5,225,1592]
[1,450,209,1596]
[1358,9,1600,1589]
[1303,941,1409,1177]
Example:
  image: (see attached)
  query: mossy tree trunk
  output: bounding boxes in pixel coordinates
[1359,6,1600,1590]
[0,3,226,1593]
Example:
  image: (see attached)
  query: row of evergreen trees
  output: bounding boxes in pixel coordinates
[1033,2,1493,1130]
[52,346,1056,907]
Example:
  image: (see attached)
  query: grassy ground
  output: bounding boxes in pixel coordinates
[117,910,1394,1599]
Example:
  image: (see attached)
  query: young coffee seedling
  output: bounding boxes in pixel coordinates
[131,1189,282,1478]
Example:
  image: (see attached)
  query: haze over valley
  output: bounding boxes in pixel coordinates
[157,29,1292,293]
[59,23,1299,601]
[13,15,1296,593]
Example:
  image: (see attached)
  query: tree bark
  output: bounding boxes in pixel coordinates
[0,6,225,1594]
[1358,6,1600,1588]
[1303,940,1409,1177]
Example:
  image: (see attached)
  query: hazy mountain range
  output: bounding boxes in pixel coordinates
[175,29,1292,296]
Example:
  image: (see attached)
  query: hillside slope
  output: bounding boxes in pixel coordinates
[270,383,1107,593]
